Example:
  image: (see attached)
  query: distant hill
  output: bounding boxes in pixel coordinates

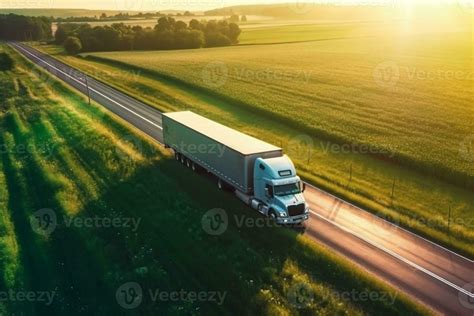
[205,4,403,20]
[0,8,193,18]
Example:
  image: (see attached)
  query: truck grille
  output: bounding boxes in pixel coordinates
[288,204,305,216]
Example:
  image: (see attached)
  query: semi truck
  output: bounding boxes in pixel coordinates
[162,111,310,224]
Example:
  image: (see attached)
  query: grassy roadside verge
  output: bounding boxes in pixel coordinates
[1,43,435,315]
[30,42,474,258]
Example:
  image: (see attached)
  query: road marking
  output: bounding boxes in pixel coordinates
[10,43,163,131]
[304,182,474,263]
[309,210,474,298]
[13,42,473,298]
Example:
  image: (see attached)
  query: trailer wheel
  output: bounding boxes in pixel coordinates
[180,154,186,164]
[191,162,198,172]
[186,159,191,168]
[217,178,224,190]
[175,152,180,161]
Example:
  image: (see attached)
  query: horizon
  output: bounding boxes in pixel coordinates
[0,0,465,13]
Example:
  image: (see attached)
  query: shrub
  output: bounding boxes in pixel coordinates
[63,36,83,55]
[0,52,14,71]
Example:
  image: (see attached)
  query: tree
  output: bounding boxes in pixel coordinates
[205,32,231,47]
[175,20,187,31]
[226,23,241,44]
[189,19,201,30]
[63,36,82,55]
[187,30,205,48]
[229,14,239,23]
[0,52,14,71]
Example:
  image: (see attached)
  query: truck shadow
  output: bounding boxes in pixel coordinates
[63,157,305,314]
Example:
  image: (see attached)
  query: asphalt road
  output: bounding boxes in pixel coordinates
[10,42,474,316]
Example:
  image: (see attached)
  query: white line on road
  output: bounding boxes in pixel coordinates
[304,182,474,263]
[10,43,163,131]
[13,42,473,299]
[309,210,474,298]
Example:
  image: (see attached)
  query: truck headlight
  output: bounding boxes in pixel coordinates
[279,212,287,217]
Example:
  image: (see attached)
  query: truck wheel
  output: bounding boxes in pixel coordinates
[269,210,277,221]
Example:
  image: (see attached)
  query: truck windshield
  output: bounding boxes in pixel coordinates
[274,183,300,196]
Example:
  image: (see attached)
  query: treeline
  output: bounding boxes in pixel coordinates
[56,17,241,54]
[53,11,194,22]
[0,14,52,41]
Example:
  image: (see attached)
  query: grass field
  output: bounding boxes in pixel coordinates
[31,15,474,257]
[0,44,432,315]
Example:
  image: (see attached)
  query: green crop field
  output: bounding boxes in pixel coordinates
[32,14,474,257]
[0,44,431,315]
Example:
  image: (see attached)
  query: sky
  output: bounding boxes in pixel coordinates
[0,0,465,12]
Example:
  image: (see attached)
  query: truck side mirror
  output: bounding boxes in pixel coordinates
[265,186,273,197]
[301,182,306,192]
